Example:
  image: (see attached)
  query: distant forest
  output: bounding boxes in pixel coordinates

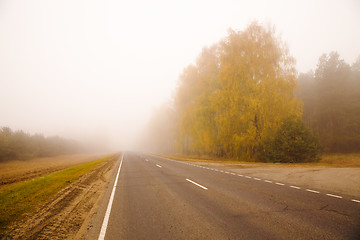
[298,52,360,153]
[143,22,360,161]
[0,127,82,162]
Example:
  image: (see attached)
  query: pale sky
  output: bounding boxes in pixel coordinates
[0,0,359,150]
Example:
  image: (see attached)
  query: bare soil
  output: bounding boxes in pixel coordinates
[2,154,118,240]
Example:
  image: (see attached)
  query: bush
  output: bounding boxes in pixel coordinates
[258,116,321,163]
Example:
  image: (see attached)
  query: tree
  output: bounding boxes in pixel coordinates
[258,116,321,163]
[175,45,221,155]
[298,52,360,152]
[212,22,301,159]
[0,127,82,162]
[172,21,301,160]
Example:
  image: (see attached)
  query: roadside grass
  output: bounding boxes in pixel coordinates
[0,155,113,233]
[320,153,360,167]
[156,153,360,167]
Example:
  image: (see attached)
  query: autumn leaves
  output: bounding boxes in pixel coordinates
[169,22,301,160]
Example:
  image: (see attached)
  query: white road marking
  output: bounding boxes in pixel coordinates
[152,155,358,204]
[98,154,124,240]
[186,179,208,190]
[156,164,162,168]
[145,159,149,162]
[306,189,319,193]
[326,193,342,199]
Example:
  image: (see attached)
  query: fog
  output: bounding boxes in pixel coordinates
[1,0,359,151]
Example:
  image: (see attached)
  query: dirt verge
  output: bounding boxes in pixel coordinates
[3,154,119,239]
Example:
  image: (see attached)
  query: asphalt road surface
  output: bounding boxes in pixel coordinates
[97,152,360,239]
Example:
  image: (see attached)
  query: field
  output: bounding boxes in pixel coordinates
[0,153,118,239]
[0,154,107,187]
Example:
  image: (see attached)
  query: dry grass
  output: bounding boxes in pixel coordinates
[320,153,360,167]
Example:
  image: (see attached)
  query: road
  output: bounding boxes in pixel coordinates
[97,152,360,239]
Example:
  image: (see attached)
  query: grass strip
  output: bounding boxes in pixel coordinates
[0,155,113,233]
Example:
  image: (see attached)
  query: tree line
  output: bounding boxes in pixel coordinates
[298,52,360,153]
[0,127,82,162]
[143,22,325,162]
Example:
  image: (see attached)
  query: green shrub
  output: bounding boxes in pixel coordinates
[258,116,321,163]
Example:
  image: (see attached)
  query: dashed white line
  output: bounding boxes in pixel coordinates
[154,155,359,204]
[306,189,319,193]
[98,154,124,240]
[326,193,342,199]
[186,179,208,190]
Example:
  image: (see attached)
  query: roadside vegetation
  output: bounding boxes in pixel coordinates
[143,21,359,163]
[0,155,112,234]
[144,22,360,163]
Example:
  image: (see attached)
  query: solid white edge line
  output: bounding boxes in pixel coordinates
[351,199,360,203]
[156,164,162,168]
[98,154,124,240]
[306,189,319,193]
[186,178,208,190]
[326,193,343,199]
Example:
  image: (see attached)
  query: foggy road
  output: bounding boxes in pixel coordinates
[96,153,360,240]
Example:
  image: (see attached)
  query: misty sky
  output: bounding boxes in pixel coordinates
[1,0,359,150]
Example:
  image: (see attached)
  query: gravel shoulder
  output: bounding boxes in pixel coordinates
[196,162,360,198]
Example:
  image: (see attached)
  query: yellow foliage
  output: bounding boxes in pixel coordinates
[174,21,301,159]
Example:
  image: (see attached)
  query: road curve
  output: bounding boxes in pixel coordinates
[98,152,360,239]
